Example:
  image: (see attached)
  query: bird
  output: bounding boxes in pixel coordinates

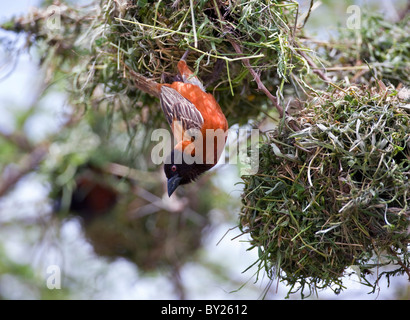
[128,53,228,196]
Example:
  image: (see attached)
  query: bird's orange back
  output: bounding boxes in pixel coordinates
[166,81,228,133]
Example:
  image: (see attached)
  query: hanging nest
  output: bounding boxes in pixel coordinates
[52,162,213,271]
[240,84,410,297]
[104,0,309,125]
[67,165,212,271]
[312,12,410,87]
[47,113,214,272]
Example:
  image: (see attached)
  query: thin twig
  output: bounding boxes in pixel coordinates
[297,0,315,29]
[229,39,284,118]
[296,45,332,82]
[0,144,48,197]
[0,131,32,152]
[189,0,198,48]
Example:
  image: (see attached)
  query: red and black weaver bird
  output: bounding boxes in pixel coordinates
[129,53,228,196]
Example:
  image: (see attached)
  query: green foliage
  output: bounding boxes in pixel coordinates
[0,245,71,299]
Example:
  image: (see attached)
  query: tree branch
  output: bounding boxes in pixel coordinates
[228,39,284,118]
[0,144,48,197]
[295,45,332,83]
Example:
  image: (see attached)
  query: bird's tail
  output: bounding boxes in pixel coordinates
[127,67,161,98]
[125,51,204,97]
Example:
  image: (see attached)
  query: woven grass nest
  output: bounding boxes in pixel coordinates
[240,85,410,296]
[45,111,214,272]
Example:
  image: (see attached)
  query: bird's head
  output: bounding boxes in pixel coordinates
[164,150,212,196]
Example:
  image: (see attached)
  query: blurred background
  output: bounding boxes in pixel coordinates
[0,0,408,299]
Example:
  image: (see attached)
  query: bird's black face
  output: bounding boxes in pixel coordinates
[164,150,212,196]
[164,162,188,197]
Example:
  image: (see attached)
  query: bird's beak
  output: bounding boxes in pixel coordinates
[167,175,183,197]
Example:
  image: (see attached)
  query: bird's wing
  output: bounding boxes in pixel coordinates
[160,86,204,140]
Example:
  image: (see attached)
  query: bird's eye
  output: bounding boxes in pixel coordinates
[171,165,177,172]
